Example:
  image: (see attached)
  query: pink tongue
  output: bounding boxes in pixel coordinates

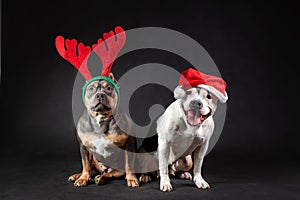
[187,110,201,125]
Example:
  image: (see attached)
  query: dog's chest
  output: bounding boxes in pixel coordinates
[169,124,209,162]
[77,119,125,161]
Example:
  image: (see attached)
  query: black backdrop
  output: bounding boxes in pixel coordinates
[1,1,299,200]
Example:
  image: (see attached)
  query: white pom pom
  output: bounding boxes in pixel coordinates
[174,86,185,99]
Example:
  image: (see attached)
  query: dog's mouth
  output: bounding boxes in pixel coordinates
[185,109,211,126]
[91,102,111,112]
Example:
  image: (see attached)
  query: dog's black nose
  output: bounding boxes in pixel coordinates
[190,100,203,109]
[96,93,104,101]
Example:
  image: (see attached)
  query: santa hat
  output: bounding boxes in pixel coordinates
[174,68,228,103]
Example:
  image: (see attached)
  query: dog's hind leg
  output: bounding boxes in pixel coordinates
[139,173,152,183]
[168,155,193,180]
[92,156,108,174]
[95,169,125,185]
[68,172,82,182]
[178,155,193,180]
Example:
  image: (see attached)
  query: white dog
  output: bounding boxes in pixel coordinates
[157,68,228,192]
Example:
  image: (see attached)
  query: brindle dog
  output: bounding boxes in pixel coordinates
[68,73,139,187]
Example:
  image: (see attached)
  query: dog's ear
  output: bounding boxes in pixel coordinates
[108,72,120,88]
[174,86,185,99]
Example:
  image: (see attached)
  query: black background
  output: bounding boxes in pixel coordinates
[1,1,299,199]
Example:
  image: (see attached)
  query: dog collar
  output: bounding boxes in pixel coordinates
[82,76,120,107]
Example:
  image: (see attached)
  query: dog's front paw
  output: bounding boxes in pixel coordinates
[74,178,89,187]
[126,176,139,187]
[193,175,210,189]
[139,174,152,183]
[179,172,192,180]
[160,175,173,192]
[160,182,173,192]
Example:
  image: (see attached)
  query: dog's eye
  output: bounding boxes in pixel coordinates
[88,86,96,93]
[206,94,212,99]
[185,91,191,95]
[104,85,113,93]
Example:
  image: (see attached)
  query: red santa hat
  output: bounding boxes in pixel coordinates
[174,68,228,103]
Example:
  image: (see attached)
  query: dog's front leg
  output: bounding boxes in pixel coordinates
[158,141,172,192]
[193,140,210,189]
[72,144,93,187]
[124,136,139,187]
[125,150,139,187]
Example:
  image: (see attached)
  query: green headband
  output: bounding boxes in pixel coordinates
[82,76,120,107]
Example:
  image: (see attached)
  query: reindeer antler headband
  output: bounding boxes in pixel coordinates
[55,26,126,105]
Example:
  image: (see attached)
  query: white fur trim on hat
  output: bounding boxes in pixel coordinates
[197,84,228,103]
[174,86,185,99]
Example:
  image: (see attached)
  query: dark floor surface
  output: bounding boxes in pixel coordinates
[1,153,299,200]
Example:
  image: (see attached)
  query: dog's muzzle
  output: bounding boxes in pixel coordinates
[185,100,211,126]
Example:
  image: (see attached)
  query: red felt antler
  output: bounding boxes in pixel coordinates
[55,26,126,80]
[92,26,126,77]
[55,36,92,80]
